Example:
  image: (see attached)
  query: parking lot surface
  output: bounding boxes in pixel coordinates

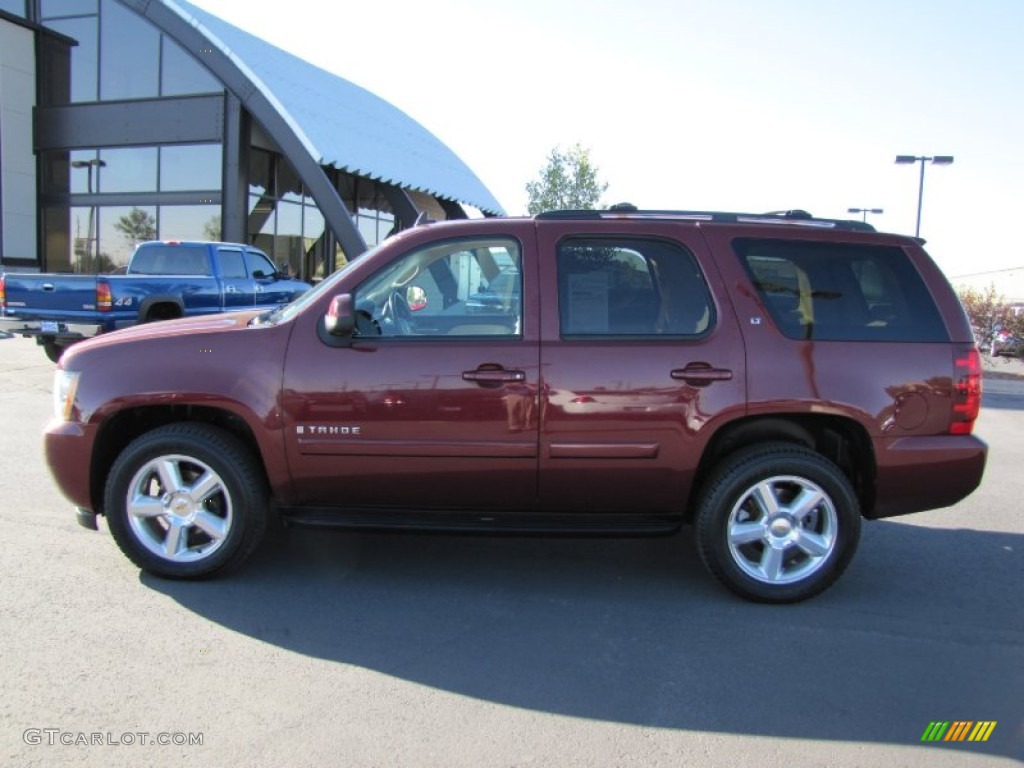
[1,333,1021,767]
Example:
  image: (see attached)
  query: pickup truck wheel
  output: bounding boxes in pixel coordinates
[43,341,65,363]
[695,443,861,603]
[104,423,268,579]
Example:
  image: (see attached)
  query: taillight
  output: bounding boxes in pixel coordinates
[0,275,6,310]
[96,280,112,312]
[951,344,982,435]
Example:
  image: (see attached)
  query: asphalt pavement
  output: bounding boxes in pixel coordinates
[0,333,1021,768]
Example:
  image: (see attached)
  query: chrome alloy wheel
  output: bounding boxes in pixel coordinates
[726,475,838,585]
[125,454,233,563]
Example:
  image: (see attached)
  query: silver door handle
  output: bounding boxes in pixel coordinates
[462,369,526,383]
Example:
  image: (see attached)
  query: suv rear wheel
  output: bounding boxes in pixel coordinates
[695,442,861,603]
[104,423,268,579]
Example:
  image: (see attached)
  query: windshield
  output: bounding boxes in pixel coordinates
[251,242,388,327]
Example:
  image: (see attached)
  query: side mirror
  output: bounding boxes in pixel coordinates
[324,293,355,336]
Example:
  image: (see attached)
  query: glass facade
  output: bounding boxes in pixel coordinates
[40,0,219,103]
[46,145,222,194]
[158,204,220,241]
[160,36,219,96]
[44,14,98,102]
[160,145,222,191]
[100,0,158,100]
[0,0,27,17]
[20,0,462,279]
[44,203,219,273]
[338,172,396,250]
[41,0,96,14]
[248,148,330,278]
[95,147,157,193]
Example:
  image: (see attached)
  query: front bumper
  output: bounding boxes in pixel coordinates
[43,418,96,514]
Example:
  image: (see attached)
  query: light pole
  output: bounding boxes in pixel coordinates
[895,154,953,238]
[70,158,106,270]
[847,207,884,223]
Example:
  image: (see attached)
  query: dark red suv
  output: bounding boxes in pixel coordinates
[44,208,987,602]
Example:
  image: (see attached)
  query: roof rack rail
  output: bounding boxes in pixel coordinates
[535,206,876,232]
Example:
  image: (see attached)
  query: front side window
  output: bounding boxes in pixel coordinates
[354,238,522,338]
[556,237,712,337]
[735,239,948,342]
[244,249,277,278]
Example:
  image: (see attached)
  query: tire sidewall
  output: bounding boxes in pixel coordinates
[43,341,64,364]
[697,445,861,603]
[104,424,266,579]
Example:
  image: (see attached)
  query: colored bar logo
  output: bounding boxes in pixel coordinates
[921,721,997,743]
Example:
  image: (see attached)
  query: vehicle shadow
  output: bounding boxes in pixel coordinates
[142,522,1022,759]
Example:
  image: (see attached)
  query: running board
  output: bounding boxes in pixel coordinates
[279,507,682,536]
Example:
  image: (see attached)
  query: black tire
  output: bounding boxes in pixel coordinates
[695,442,861,603]
[43,340,65,364]
[104,423,268,579]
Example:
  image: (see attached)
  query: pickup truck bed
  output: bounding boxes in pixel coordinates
[1,241,310,361]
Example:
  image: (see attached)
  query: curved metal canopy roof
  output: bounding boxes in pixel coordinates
[162,0,504,215]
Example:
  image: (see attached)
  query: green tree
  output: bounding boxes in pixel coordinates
[114,207,157,245]
[525,143,608,215]
[202,214,222,241]
[957,283,1024,353]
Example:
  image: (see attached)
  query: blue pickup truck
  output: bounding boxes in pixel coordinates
[0,241,311,361]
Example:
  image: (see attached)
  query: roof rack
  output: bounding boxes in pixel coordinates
[535,204,876,232]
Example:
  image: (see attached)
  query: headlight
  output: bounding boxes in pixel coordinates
[53,370,81,421]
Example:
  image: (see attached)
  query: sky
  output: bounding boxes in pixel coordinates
[190,0,1024,294]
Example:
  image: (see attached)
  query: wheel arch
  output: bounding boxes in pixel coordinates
[89,405,270,515]
[692,414,876,520]
[138,295,185,323]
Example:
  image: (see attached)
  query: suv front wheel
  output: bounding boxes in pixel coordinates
[104,423,268,579]
[695,443,861,603]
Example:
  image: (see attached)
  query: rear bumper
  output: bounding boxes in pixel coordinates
[869,434,988,519]
[0,316,103,340]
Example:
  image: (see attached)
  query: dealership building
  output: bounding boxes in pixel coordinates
[0,0,503,280]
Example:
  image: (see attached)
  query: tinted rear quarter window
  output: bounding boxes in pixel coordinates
[735,239,948,342]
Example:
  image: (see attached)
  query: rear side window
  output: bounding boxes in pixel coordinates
[557,237,712,337]
[735,239,948,342]
[129,245,212,276]
[217,249,246,278]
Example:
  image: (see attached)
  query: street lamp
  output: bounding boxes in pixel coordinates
[847,207,884,223]
[70,158,107,269]
[895,154,954,238]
